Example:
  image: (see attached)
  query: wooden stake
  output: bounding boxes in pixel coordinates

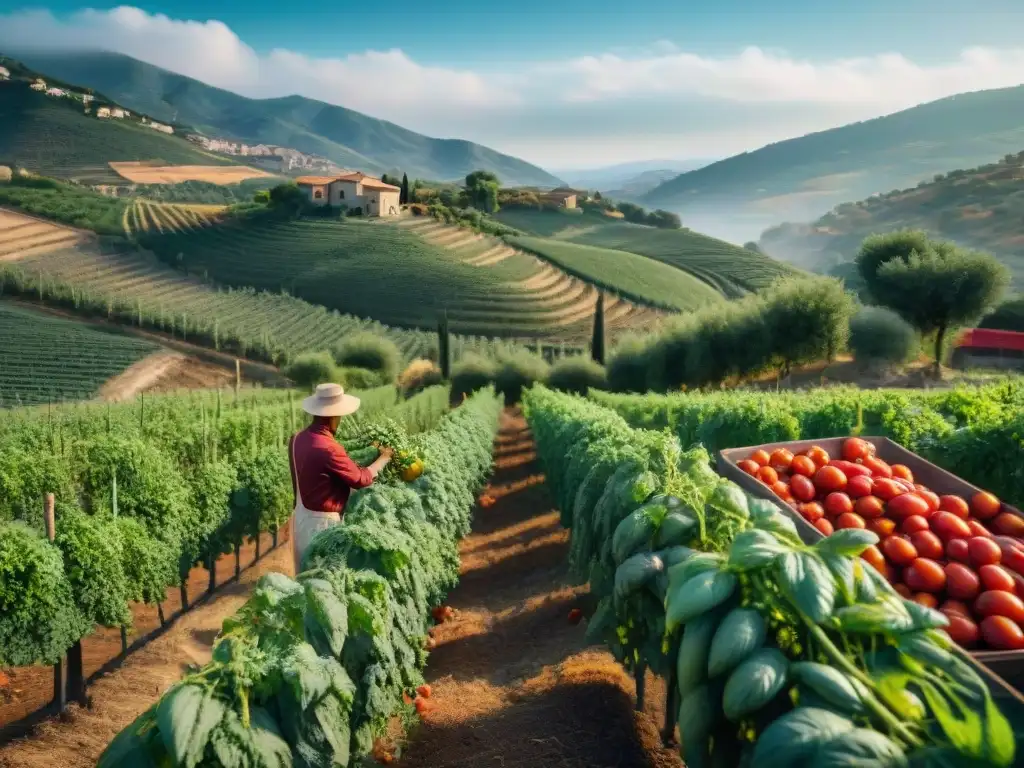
[45,494,67,713]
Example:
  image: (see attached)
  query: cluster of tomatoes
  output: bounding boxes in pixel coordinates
[738,438,1024,651]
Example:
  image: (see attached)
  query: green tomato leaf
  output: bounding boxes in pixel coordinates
[776,551,836,623]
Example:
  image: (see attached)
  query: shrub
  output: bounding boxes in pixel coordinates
[398,359,443,398]
[284,351,339,391]
[548,356,607,395]
[332,333,401,383]
[339,366,385,390]
[763,276,855,373]
[494,351,549,405]
[450,354,497,401]
[606,336,652,393]
[848,306,918,365]
[978,297,1024,333]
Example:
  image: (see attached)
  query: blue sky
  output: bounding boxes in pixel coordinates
[3,2,1024,169]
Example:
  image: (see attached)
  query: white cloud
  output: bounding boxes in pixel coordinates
[2,7,1024,167]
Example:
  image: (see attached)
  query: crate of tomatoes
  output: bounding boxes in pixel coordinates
[718,435,1024,687]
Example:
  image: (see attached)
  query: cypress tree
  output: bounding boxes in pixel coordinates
[401,173,410,205]
[437,310,451,379]
[591,292,605,365]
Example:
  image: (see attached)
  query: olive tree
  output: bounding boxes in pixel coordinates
[871,246,1009,371]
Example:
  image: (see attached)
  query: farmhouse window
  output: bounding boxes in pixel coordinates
[314,190,323,199]
[339,190,345,199]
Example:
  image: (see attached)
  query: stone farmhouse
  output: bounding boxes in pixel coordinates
[540,187,579,209]
[296,172,401,217]
[0,66,9,81]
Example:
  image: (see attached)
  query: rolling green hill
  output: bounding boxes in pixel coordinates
[0,81,234,184]
[492,208,799,298]
[12,50,563,187]
[758,150,1024,288]
[644,85,1024,243]
[0,300,159,406]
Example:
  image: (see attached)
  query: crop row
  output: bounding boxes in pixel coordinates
[96,387,502,767]
[0,301,159,406]
[0,383,448,673]
[523,385,1019,766]
[590,381,1024,509]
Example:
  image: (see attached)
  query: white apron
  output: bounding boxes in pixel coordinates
[291,440,342,574]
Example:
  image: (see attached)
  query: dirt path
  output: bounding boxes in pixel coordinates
[396,409,682,768]
[96,351,235,401]
[0,535,295,768]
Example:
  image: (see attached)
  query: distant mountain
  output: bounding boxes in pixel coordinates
[757,150,1024,289]
[10,50,563,187]
[643,85,1024,243]
[605,169,691,201]
[559,158,711,191]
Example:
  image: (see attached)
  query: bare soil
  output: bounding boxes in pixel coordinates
[0,530,293,767]
[96,351,236,401]
[393,409,682,768]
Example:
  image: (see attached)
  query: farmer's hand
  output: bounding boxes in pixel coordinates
[378,446,395,462]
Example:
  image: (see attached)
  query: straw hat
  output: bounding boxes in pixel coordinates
[301,383,361,417]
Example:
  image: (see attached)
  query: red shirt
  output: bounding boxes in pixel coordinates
[289,423,374,515]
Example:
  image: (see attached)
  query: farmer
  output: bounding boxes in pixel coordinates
[289,382,393,573]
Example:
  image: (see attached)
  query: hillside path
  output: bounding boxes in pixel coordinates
[394,408,681,767]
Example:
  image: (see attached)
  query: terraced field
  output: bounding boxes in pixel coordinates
[0,208,88,260]
[0,84,234,185]
[139,216,656,339]
[0,300,160,406]
[123,199,223,237]
[493,208,800,298]
[392,215,668,335]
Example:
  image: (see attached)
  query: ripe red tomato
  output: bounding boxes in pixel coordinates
[887,493,930,520]
[979,564,1016,593]
[799,502,825,523]
[855,496,885,520]
[868,518,897,538]
[790,455,816,477]
[932,512,972,542]
[814,466,848,494]
[770,448,794,472]
[814,518,834,536]
[737,459,760,476]
[939,495,970,519]
[912,592,938,609]
[910,531,944,560]
[891,464,914,483]
[945,563,981,601]
[750,449,771,467]
[771,481,792,501]
[881,536,918,567]
[966,519,992,539]
[863,455,893,478]
[940,599,971,617]
[946,538,971,563]
[873,479,904,503]
[789,474,815,503]
[905,558,947,593]
[824,492,853,517]
[842,437,873,462]
[756,466,779,485]
[902,515,930,535]
[980,616,1024,650]
[836,512,866,530]
[968,537,1002,567]
[917,489,940,513]
[846,475,874,499]
[994,538,1024,575]
[893,583,912,599]
[806,446,830,468]
[970,492,1002,521]
[944,614,981,648]
[974,590,1024,623]
[992,512,1024,538]
[828,459,872,478]
[861,544,886,573]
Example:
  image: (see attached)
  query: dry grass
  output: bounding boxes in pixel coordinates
[109,163,273,185]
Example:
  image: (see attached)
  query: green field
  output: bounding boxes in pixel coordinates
[0,177,127,235]
[493,208,798,298]
[0,301,160,406]
[508,235,724,311]
[138,215,619,338]
[0,83,234,184]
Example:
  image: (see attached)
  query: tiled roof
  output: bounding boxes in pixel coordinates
[360,179,401,191]
[294,176,337,185]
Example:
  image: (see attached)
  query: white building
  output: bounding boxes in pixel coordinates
[30,79,46,91]
[147,121,174,134]
[0,66,9,81]
[46,88,66,97]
